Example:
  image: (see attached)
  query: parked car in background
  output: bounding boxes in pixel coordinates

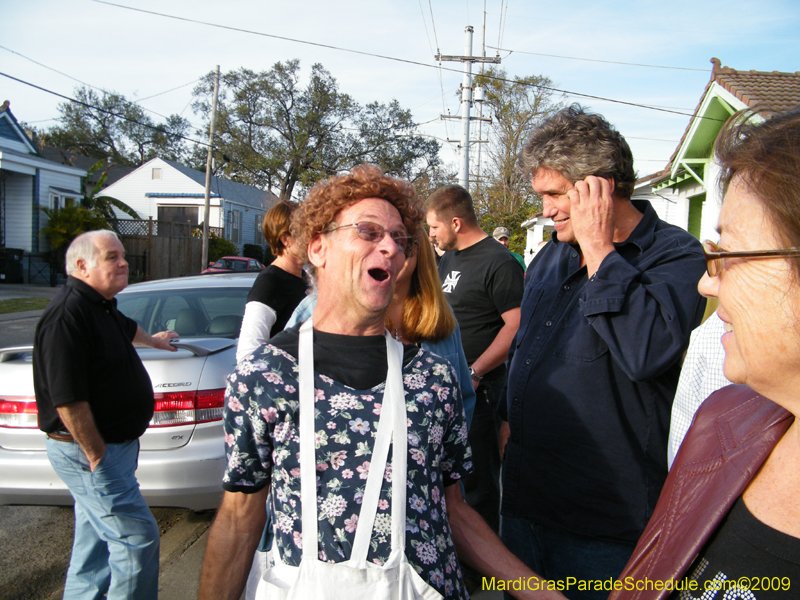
[0,272,258,510]
[201,256,265,274]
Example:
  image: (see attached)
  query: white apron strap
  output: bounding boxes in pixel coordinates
[387,335,407,553]
[349,333,406,565]
[298,319,318,561]
[298,323,406,564]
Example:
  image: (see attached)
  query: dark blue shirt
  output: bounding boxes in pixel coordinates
[502,201,707,544]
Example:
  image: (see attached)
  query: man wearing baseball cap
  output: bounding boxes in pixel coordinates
[493,226,526,271]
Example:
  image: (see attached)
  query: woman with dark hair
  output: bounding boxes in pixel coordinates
[236,200,308,363]
[611,109,800,599]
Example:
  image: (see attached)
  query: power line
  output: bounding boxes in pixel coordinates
[0,44,204,128]
[0,44,94,89]
[1,71,440,185]
[487,45,708,72]
[88,0,714,121]
[498,0,509,49]
[135,78,202,103]
[0,71,211,150]
[417,0,435,56]
[427,0,441,52]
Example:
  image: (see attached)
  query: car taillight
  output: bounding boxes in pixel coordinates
[0,397,38,428]
[150,389,225,427]
[196,389,225,423]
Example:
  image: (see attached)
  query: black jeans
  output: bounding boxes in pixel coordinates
[461,366,506,533]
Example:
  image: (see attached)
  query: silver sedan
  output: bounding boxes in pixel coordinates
[0,272,258,510]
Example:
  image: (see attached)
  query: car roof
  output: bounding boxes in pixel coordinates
[120,272,259,294]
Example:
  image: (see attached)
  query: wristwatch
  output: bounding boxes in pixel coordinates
[469,367,483,383]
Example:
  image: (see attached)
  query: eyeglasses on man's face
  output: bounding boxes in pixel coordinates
[326,221,413,256]
[702,240,800,277]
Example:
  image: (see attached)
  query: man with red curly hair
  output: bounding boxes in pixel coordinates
[199,165,564,600]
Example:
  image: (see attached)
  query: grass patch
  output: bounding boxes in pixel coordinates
[0,297,51,314]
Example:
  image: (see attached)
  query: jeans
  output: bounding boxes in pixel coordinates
[462,368,505,533]
[46,437,160,600]
[501,515,635,600]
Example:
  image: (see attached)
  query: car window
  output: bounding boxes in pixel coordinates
[212,260,225,268]
[202,293,247,322]
[159,296,192,329]
[118,286,250,338]
[232,260,247,271]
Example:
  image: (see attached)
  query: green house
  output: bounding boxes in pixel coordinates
[651,58,800,242]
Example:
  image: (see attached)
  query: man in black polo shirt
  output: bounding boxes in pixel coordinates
[34,230,177,600]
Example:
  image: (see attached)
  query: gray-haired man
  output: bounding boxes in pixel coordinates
[34,230,177,599]
[501,105,707,599]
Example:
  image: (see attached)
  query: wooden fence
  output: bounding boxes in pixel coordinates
[110,218,224,282]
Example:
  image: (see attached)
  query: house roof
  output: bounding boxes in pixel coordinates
[0,101,40,156]
[655,58,800,187]
[712,58,800,116]
[161,159,275,210]
[676,59,800,163]
[39,147,135,188]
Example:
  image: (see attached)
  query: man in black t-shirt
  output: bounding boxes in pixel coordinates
[426,185,524,533]
[33,230,177,600]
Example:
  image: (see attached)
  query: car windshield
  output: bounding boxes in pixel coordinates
[117,286,249,338]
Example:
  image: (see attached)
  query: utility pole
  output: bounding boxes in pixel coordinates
[437,26,499,192]
[475,7,487,191]
[201,65,220,271]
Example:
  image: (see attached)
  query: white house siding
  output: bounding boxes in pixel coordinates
[4,173,33,251]
[102,158,208,219]
[101,158,271,250]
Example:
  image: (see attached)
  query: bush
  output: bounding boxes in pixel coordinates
[40,206,109,273]
[208,236,240,264]
[242,244,264,264]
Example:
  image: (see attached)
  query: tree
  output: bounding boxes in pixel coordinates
[472,69,563,237]
[191,61,441,200]
[83,159,139,221]
[40,205,109,271]
[43,87,191,167]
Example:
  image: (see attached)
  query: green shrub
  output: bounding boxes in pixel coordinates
[242,244,264,264]
[40,206,109,273]
[207,236,240,264]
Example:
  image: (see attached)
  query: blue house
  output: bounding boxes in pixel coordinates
[0,102,87,254]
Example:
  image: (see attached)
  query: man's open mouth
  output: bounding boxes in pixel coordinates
[368,268,390,282]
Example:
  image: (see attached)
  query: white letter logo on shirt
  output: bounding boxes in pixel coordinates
[441,271,461,293]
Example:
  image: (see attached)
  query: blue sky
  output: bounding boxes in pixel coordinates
[2,0,798,186]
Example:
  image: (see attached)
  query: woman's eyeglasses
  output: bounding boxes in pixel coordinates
[702,239,800,277]
[326,221,413,256]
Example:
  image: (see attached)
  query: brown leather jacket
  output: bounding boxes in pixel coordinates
[609,385,792,600]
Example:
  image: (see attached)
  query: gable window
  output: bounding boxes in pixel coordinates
[152,168,162,180]
[49,194,77,213]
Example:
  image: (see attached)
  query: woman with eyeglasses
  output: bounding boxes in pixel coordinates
[611,110,800,598]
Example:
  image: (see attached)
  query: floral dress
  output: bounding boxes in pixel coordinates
[223,342,474,599]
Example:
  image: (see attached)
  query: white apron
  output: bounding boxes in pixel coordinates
[248,319,443,600]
